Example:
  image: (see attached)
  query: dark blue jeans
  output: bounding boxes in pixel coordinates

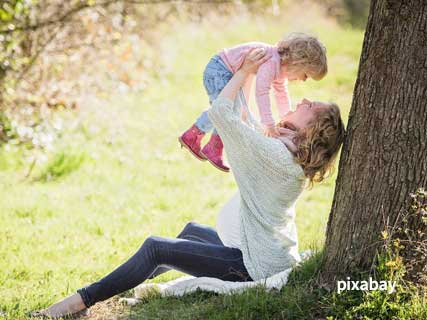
[77,222,252,307]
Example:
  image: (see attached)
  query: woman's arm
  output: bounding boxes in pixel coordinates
[207,48,297,176]
[243,75,254,104]
[241,75,254,122]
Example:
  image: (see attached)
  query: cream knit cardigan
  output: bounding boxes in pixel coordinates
[121,96,308,303]
[208,96,306,281]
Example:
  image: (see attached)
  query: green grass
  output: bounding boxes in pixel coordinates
[126,251,327,320]
[0,5,365,320]
[35,151,86,182]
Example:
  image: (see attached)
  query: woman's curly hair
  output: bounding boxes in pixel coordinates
[294,103,345,186]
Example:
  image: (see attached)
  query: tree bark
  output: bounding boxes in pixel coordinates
[322,0,427,282]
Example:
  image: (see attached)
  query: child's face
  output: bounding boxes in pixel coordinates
[284,67,308,82]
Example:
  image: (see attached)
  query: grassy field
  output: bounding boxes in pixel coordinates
[0,5,364,320]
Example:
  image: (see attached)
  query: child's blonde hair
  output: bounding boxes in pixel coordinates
[294,103,345,186]
[277,33,327,81]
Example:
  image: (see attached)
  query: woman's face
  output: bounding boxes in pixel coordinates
[283,99,329,130]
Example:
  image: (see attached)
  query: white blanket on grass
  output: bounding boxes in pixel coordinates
[120,251,312,304]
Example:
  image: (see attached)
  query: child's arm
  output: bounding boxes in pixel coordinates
[272,78,291,120]
[255,63,280,137]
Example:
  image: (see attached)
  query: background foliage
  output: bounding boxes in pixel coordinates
[0,1,405,319]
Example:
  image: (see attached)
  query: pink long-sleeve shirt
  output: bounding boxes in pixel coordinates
[218,42,291,127]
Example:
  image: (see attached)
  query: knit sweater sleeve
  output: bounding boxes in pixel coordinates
[208,96,305,281]
[207,96,301,182]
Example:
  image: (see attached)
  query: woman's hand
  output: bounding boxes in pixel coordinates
[239,48,271,75]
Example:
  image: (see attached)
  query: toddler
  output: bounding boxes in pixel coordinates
[179,33,327,172]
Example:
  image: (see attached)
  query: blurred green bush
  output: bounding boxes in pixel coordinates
[319,0,370,27]
[0,0,368,176]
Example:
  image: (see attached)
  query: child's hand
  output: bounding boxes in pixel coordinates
[264,125,280,138]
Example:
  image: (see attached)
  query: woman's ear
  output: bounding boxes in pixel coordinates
[292,136,299,146]
[279,121,297,132]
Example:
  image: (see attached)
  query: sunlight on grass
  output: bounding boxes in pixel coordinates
[0,4,363,319]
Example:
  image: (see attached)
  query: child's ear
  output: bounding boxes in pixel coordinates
[277,40,286,48]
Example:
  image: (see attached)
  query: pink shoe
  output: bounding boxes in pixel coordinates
[201,134,230,172]
[178,124,207,161]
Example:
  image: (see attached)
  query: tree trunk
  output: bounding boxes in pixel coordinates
[322,0,427,282]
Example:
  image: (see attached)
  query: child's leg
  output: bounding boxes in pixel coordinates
[179,56,233,162]
[201,56,234,131]
[187,55,233,134]
[194,110,215,133]
[199,56,235,171]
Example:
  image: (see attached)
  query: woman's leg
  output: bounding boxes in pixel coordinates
[176,221,224,244]
[147,221,224,279]
[39,223,233,318]
[77,234,252,308]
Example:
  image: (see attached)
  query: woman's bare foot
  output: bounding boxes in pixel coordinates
[32,293,87,318]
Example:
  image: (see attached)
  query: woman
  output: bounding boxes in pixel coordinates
[32,48,345,318]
